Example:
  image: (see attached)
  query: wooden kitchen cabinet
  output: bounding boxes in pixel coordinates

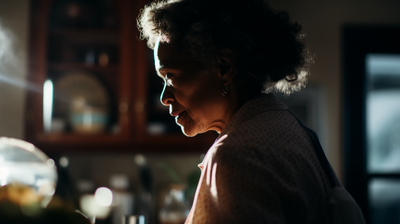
[25,0,216,153]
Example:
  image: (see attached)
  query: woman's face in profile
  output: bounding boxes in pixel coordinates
[153,40,227,136]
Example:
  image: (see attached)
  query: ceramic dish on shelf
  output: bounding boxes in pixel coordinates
[53,71,110,134]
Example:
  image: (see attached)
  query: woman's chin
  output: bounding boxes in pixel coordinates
[176,115,199,137]
[180,125,198,137]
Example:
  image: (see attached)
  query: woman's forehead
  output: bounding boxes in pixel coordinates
[154,40,197,71]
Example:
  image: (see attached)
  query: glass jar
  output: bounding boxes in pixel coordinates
[159,184,190,224]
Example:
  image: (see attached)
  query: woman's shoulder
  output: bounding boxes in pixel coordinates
[214,109,319,171]
[223,109,303,147]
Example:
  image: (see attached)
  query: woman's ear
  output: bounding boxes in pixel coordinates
[217,49,235,85]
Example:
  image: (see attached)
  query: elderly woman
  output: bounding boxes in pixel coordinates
[138,0,340,223]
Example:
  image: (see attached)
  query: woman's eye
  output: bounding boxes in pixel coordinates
[164,75,174,87]
[161,77,172,87]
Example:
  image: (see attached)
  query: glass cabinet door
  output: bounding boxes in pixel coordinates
[26,0,137,149]
[366,54,400,224]
[46,0,120,135]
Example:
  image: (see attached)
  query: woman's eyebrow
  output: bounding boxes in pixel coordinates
[157,67,179,77]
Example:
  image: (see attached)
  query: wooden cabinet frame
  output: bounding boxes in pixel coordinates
[25,0,215,153]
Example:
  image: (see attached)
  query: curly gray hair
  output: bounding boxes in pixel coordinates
[138,0,313,96]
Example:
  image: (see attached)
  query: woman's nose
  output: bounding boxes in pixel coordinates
[160,84,174,106]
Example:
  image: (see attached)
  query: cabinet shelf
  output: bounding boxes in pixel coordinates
[49,28,120,44]
[48,62,119,73]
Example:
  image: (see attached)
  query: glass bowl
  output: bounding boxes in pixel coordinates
[0,137,57,207]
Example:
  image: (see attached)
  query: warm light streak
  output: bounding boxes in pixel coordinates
[43,79,54,133]
[0,23,41,92]
[0,74,40,92]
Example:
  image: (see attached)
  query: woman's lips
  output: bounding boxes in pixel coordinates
[171,110,184,117]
